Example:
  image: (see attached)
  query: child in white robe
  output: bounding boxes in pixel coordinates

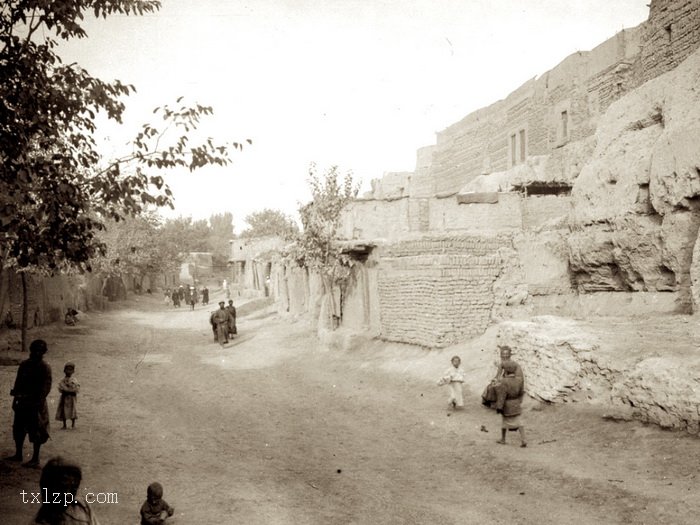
[437,355,466,410]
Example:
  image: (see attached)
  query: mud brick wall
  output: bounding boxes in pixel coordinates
[640,0,700,83]
[521,195,571,231]
[430,193,523,232]
[339,198,410,240]
[376,236,513,347]
[425,27,644,198]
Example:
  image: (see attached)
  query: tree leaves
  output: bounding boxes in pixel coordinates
[240,209,299,240]
[289,164,359,279]
[0,1,246,279]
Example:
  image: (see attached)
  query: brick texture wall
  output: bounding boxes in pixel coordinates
[640,0,700,83]
[428,28,645,196]
[376,236,513,347]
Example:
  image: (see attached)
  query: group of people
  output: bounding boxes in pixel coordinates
[437,346,527,447]
[6,339,176,524]
[209,300,237,345]
[165,285,209,309]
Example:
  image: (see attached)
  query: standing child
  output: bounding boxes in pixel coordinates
[494,360,527,448]
[140,482,175,525]
[55,362,79,429]
[437,355,466,410]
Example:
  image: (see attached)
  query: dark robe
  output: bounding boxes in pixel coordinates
[225,305,237,336]
[11,357,52,444]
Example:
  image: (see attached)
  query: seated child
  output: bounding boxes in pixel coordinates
[140,482,175,525]
[64,308,79,326]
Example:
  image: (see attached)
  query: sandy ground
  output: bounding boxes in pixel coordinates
[1,293,699,524]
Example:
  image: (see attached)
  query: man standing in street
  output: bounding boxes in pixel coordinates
[210,301,231,346]
[6,339,52,468]
[226,300,237,339]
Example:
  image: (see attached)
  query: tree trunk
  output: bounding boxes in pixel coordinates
[21,271,28,352]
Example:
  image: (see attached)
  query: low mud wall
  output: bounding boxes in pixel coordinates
[497,315,700,434]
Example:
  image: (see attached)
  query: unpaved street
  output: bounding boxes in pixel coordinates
[1,295,699,524]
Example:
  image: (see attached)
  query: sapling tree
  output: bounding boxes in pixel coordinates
[290,164,359,326]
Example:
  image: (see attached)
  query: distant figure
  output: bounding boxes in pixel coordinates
[226,300,237,338]
[171,289,180,308]
[201,286,209,305]
[7,339,52,468]
[32,456,100,524]
[64,308,78,326]
[437,355,465,410]
[140,481,175,525]
[177,285,185,302]
[190,287,198,310]
[164,289,172,306]
[210,302,231,345]
[55,362,79,430]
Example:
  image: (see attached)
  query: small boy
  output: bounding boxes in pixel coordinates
[140,482,175,525]
[55,362,80,429]
[437,355,466,410]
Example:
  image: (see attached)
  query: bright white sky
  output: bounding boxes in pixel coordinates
[58,0,649,232]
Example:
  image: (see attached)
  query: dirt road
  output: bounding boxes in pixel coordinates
[1,295,699,524]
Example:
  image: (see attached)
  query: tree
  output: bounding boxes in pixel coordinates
[290,164,359,326]
[240,208,299,240]
[207,212,234,272]
[0,1,243,349]
[92,213,181,290]
[159,216,211,254]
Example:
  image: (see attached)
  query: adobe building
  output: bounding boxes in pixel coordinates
[229,237,286,298]
[325,0,700,347]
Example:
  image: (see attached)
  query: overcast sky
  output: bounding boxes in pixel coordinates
[58,0,650,231]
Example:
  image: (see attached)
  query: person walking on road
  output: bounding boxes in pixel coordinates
[210,302,232,346]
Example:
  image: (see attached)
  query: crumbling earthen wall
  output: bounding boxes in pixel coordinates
[375,236,515,347]
[0,271,106,332]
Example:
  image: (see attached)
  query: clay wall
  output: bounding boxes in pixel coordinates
[430,193,523,232]
[640,0,700,83]
[375,235,515,347]
[0,271,107,332]
[339,198,411,240]
[425,26,644,198]
[521,195,571,231]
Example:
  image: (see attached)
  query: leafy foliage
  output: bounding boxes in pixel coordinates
[0,1,240,276]
[290,164,359,290]
[92,213,181,279]
[240,208,299,240]
[206,212,234,271]
[158,216,211,254]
